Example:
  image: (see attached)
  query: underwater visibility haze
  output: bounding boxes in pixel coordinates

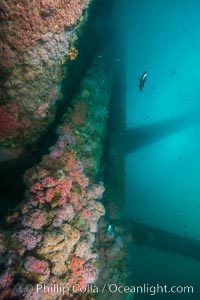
[112,0,200,298]
[124,0,200,239]
[1,0,200,299]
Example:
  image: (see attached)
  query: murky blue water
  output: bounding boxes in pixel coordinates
[124,0,200,240]
[112,0,200,299]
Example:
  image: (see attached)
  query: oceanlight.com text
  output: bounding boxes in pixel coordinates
[104,283,194,296]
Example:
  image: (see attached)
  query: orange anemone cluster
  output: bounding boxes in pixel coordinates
[0,0,89,54]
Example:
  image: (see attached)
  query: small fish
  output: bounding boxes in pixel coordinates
[147,188,150,193]
[145,115,151,118]
[114,58,121,62]
[97,55,103,59]
[139,71,147,91]
[107,224,115,235]
[178,156,182,160]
